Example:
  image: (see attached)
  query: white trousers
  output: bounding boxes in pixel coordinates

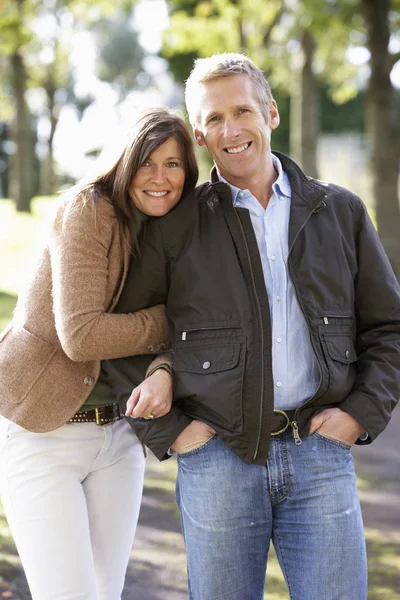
[0,417,145,600]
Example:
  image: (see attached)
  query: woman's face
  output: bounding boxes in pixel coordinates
[129,137,186,217]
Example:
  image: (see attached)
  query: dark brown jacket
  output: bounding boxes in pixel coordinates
[106,153,400,465]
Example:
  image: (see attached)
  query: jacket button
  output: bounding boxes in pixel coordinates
[84,376,95,386]
[202,361,211,370]
[345,350,350,359]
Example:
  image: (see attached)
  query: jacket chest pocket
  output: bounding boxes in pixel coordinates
[174,335,246,433]
[320,327,358,401]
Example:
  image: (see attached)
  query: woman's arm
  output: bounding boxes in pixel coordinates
[49,197,169,361]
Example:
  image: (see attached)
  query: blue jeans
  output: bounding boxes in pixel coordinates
[176,432,367,600]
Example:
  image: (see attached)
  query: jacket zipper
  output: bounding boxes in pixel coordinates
[181,324,239,341]
[233,209,265,460]
[287,196,327,444]
[321,315,352,325]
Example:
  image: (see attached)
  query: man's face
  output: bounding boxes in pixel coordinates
[193,74,279,188]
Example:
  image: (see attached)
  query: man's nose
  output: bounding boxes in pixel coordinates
[223,118,240,139]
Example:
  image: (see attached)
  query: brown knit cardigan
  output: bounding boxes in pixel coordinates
[0,194,169,432]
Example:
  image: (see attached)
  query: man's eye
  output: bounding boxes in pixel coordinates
[208,115,220,123]
[238,108,249,115]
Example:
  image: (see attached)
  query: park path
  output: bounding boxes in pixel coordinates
[352,406,400,538]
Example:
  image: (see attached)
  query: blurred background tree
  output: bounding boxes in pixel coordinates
[0,0,142,211]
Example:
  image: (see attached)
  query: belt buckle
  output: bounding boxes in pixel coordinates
[95,407,103,425]
[271,409,290,436]
[95,404,120,426]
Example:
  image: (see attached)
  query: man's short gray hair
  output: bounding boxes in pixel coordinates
[185,53,273,127]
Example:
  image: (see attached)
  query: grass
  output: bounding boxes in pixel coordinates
[0,292,17,333]
[0,197,56,298]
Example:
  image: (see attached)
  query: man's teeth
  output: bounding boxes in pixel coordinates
[226,143,249,154]
[146,191,168,197]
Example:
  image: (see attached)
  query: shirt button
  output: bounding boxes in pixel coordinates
[84,376,95,386]
[238,191,244,198]
[202,361,211,370]
[271,254,276,261]
[276,381,282,388]
[276,295,281,302]
[276,337,282,343]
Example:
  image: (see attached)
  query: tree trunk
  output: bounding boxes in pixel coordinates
[290,29,319,178]
[41,83,58,196]
[362,0,400,281]
[10,50,33,212]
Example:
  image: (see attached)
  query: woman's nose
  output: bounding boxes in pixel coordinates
[150,165,166,185]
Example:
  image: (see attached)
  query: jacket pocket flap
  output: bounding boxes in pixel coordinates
[174,343,240,374]
[323,336,357,364]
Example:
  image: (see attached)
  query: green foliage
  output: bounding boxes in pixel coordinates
[0,2,35,55]
[320,87,365,133]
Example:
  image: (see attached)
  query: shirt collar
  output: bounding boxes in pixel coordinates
[271,154,291,199]
[217,153,291,203]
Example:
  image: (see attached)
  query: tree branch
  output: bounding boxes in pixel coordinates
[262,6,285,46]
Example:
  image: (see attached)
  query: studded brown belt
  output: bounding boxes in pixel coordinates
[68,403,123,426]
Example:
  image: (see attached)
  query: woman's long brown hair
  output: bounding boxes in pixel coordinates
[65,107,198,251]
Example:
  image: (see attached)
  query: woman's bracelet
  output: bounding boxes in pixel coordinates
[146,363,173,379]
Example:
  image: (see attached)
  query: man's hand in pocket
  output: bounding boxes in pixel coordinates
[172,420,216,453]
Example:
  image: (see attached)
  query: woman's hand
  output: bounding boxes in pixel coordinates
[125,369,173,419]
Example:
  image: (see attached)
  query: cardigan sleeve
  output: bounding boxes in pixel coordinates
[49,197,169,362]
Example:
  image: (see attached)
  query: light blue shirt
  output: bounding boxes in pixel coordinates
[219,156,320,410]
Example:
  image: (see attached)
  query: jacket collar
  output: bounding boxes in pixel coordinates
[209,151,327,211]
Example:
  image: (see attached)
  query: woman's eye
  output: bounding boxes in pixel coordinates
[141,161,151,168]
[167,161,179,168]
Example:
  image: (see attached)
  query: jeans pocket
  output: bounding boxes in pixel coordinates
[177,434,217,458]
[312,431,351,451]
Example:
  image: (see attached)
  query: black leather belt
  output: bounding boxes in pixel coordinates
[271,409,296,435]
[69,403,123,426]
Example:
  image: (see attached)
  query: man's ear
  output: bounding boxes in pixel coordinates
[193,127,206,147]
[268,100,280,131]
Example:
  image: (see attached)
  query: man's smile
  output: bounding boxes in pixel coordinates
[224,142,251,154]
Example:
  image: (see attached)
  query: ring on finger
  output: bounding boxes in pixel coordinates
[146,413,154,420]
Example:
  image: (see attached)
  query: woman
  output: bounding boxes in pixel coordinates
[0,107,198,599]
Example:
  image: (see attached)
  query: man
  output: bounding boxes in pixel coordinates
[105,54,400,600]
